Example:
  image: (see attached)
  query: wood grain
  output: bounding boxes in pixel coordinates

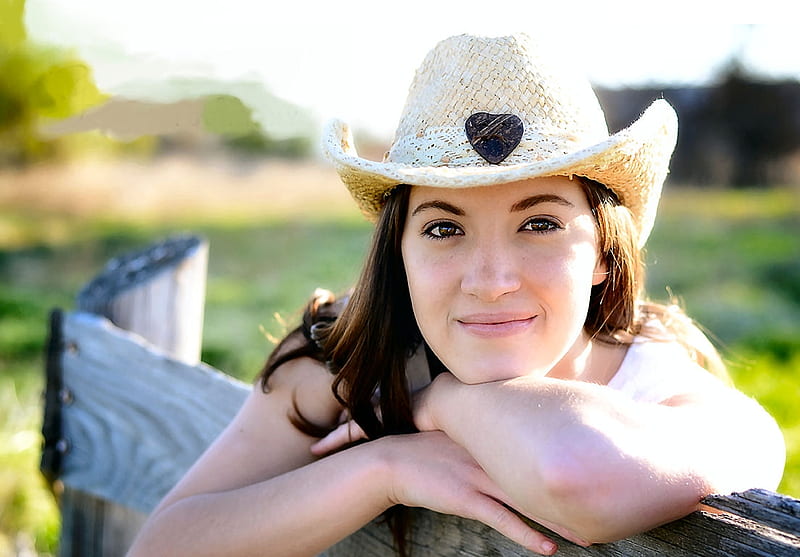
[60,311,248,513]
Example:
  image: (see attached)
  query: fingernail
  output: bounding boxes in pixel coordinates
[541,541,557,555]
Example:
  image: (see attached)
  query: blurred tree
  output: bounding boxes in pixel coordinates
[223,131,312,159]
[204,94,312,158]
[203,95,261,137]
[0,0,26,49]
[706,63,800,187]
[0,0,108,166]
[597,71,800,188]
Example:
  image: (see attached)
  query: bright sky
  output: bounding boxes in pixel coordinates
[24,1,800,139]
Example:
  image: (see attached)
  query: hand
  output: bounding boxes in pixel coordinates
[380,430,559,556]
[309,412,368,456]
[311,404,560,553]
[412,371,459,432]
[311,372,461,455]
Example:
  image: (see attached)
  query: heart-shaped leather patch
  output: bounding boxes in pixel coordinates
[465,112,524,164]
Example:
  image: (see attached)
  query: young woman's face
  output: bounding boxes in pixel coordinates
[401,176,607,384]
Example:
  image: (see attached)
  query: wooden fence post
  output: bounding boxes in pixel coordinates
[46,235,208,557]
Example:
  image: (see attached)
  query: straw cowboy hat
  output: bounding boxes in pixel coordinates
[322,33,678,246]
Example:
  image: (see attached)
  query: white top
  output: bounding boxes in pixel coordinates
[606,337,725,403]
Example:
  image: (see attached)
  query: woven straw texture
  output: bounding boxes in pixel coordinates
[322,33,678,246]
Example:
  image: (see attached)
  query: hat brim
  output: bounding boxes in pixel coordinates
[322,99,678,246]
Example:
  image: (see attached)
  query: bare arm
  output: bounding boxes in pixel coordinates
[419,371,785,544]
[128,353,556,556]
[127,355,387,557]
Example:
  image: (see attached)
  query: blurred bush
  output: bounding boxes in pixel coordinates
[0,0,114,165]
[205,94,312,159]
[1,0,314,167]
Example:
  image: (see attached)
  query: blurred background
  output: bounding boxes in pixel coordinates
[2,1,799,555]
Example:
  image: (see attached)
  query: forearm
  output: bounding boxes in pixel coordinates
[430,375,707,541]
[128,441,392,557]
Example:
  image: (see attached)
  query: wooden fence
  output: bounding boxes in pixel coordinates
[40,236,800,556]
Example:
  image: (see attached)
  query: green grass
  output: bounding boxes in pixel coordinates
[647,188,800,346]
[0,365,60,556]
[1,185,798,553]
[729,350,800,497]
[200,219,371,377]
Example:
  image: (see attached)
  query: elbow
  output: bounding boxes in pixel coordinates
[707,414,786,496]
[126,502,195,557]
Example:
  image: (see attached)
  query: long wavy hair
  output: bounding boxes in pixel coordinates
[258,176,728,555]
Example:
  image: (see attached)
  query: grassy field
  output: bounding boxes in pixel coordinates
[1,157,798,555]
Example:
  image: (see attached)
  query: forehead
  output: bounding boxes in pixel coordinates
[407,176,588,209]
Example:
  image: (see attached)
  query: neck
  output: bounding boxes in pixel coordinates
[547,331,627,385]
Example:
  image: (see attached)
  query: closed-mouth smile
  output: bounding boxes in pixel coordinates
[457,314,536,337]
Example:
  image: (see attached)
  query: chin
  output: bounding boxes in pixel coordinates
[449,358,548,385]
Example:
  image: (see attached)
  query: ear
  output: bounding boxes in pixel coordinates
[592,255,608,286]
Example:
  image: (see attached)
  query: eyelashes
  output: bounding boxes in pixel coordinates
[422,221,464,239]
[421,217,563,240]
[520,217,563,233]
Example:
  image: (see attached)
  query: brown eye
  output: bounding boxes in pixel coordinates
[521,217,561,233]
[424,221,464,239]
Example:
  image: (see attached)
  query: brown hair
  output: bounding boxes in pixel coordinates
[580,177,728,380]
[258,177,728,554]
[259,187,421,556]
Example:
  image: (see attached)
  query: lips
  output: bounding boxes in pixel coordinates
[456,313,536,338]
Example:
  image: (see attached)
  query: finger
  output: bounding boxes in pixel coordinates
[310,420,367,456]
[468,496,558,556]
[310,422,353,456]
[471,476,589,548]
[471,474,511,506]
[530,514,591,547]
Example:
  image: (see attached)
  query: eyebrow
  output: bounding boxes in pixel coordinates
[510,194,574,212]
[411,200,465,217]
[411,193,573,217]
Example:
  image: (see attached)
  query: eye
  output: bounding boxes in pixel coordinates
[520,217,562,233]
[423,221,464,239]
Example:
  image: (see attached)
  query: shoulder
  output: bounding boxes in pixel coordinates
[607,337,726,404]
[151,338,344,514]
[262,334,343,431]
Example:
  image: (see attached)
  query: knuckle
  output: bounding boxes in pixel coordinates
[446,485,478,518]
[519,527,545,550]
[490,504,514,531]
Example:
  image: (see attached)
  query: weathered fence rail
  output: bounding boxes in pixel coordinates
[41,237,800,556]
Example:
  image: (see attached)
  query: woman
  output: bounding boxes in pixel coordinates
[128,34,785,557]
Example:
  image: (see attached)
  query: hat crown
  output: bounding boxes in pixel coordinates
[388,34,609,167]
[322,33,678,248]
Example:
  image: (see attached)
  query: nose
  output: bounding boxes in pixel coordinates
[460,243,522,302]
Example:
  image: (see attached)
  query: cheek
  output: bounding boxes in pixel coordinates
[402,243,451,332]
[538,242,597,285]
[536,244,599,321]
[405,256,456,316]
